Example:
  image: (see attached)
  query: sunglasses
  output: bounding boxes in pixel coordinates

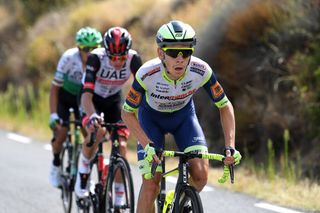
[108,55,128,62]
[79,46,99,52]
[162,47,194,58]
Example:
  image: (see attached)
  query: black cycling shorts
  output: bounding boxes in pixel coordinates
[57,88,81,126]
[92,92,122,124]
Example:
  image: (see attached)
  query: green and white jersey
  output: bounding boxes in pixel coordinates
[52,47,84,95]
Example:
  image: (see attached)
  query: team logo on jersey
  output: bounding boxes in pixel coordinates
[150,88,196,100]
[127,87,142,106]
[181,80,192,91]
[211,82,224,98]
[141,67,161,81]
[156,82,170,93]
[191,62,206,70]
[190,67,205,76]
[69,71,83,82]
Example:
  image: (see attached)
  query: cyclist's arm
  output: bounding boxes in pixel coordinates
[130,54,143,77]
[82,54,100,116]
[81,92,95,117]
[50,53,69,114]
[202,72,235,148]
[219,102,235,148]
[49,83,60,114]
[121,110,150,148]
[121,79,151,148]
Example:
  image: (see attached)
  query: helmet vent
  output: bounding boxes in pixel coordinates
[171,21,183,33]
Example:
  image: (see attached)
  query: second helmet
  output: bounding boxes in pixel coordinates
[104,27,132,56]
[75,27,102,47]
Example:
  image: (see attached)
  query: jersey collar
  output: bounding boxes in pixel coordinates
[161,68,188,85]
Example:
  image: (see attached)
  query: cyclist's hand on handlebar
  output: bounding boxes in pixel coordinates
[49,113,61,130]
[224,146,242,165]
[139,143,161,180]
[144,143,161,163]
[233,149,242,165]
[84,113,102,131]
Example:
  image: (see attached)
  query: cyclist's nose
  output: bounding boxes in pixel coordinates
[175,54,185,62]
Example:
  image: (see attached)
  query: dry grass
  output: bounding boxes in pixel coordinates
[208,167,320,212]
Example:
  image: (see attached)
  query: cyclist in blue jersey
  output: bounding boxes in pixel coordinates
[121,20,242,213]
[49,27,102,188]
[75,27,142,206]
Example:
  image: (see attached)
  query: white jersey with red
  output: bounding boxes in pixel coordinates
[82,48,141,98]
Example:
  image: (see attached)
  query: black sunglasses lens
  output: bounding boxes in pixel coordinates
[165,49,193,58]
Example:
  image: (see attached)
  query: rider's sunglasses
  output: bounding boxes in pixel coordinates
[79,45,99,53]
[162,47,194,59]
[108,54,128,62]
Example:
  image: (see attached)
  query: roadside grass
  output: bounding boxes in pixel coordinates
[208,166,320,212]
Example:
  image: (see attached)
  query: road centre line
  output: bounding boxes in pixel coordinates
[7,132,31,144]
[43,144,52,151]
[254,202,304,213]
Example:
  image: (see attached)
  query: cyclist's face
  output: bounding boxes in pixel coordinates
[79,49,90,64]
[108,55,128,70]
[158,45,193,80]
[79,46,98,63]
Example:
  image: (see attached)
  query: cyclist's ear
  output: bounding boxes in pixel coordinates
[157,48,165,60]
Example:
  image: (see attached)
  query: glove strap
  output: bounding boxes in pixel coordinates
[224,146,235,156]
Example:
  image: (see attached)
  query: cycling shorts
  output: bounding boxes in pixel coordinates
[91,92,122,122]
[58,88,81,127]
[137,100,207,161]
[90,92,129,139]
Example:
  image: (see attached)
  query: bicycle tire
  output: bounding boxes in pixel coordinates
[104,157,135,213]
[173,186,203,213]
[60,142,73,213]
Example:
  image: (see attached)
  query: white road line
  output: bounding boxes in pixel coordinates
[43,144,52,151]
[254,202,305,213]
[7,133,31,144]
[166,176,214,191]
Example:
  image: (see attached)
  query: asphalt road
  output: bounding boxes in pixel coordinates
[0,130,311,213]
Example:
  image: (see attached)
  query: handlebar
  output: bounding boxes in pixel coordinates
[149,150,235,184]
[86,121,127,147]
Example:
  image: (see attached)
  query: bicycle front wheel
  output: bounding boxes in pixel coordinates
[60,142,73,213]
[105,157,135,213]
[173,186,203,213]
